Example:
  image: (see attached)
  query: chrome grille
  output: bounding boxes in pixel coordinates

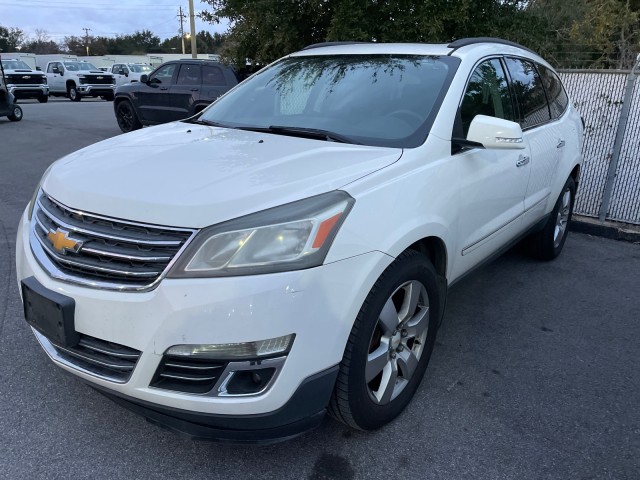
[52,334,141,382]
[30,191,197,291]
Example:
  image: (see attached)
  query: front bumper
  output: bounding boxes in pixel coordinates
[16,208,392,436]
[91,365,339,443]
[78,84,115,96]
[8,85,49,98]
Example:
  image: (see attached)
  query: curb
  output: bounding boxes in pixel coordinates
[570,215,640,243]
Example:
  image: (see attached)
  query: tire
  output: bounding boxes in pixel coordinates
[104,93,114,102]
[38,96,49,103]
[115,101,142,133]
[8,105,23,121]
[329,250,442,430]
[68,85,81,102]
[530,176,576,261]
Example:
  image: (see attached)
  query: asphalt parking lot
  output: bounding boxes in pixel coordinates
[1,100,639,480]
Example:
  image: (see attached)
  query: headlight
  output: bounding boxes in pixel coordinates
[41,76,47,84]
[168,191,354,278]
[27,164,54,220]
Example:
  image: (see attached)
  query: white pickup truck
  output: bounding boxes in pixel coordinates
[0,58,49,103]
[109,63,153,87]
[44,60,115,101]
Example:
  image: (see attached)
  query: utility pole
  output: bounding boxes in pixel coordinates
[82,27,91,56]
[177,6,186,54]
[188,0,197,58]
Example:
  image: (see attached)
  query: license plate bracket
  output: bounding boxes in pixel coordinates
[21,276,78,347]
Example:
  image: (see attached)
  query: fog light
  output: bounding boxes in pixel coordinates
[225,368,276,395]
[166,334,294,360]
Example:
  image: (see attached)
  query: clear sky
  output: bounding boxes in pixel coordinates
[0,0,227,42]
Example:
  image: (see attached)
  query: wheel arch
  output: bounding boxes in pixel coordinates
[66,80,76,90]
[570,164,580,189]
[406,236,448,280]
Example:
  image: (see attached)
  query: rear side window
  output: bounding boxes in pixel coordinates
[176,64,202,85]
[537,64,569,119]
[460,58,515,137]
[504,58,551,129]
[202,65,227,86]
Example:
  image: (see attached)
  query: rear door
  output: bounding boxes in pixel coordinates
[168,63,202,120]
[503,58,557,226]
[135,63,178,124]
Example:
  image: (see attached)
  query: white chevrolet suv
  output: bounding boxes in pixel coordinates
[16,38,582,443]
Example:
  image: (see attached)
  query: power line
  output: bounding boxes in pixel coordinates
[0,1,178,10]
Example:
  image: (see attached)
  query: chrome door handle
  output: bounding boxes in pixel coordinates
[190,88,199,92]
[160,87,168,91]
[557,139,566,148]
[516,155,530,167]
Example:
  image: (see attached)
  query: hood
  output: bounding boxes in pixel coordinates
[42,122,402,228]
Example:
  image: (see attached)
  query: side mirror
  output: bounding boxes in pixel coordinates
[52,66,59,74]
[36,66,42,71]
[140,74,148,83]
[466,115,525,150]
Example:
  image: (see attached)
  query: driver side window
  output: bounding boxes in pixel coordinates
[150,64,176,85]
[460,58,514,137]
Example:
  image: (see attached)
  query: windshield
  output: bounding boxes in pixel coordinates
[128,64,152,73]
[200,54,459,148]
[63,61,99,71]
[2,60,32,70]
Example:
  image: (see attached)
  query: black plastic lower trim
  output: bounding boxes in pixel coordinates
[88,365,339,444]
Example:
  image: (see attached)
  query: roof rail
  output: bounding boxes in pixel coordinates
[447,37,537,56]
[302,41,368,51]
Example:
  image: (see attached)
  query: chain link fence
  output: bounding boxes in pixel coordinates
[559,67,640,225]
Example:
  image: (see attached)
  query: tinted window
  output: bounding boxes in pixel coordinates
[203,65,227,86]
[150,64,177,85]
[176,64,201,85]
[504,58,551,129]
[460,58,514,137]
[537,64,569,119]
[200,55,460,148]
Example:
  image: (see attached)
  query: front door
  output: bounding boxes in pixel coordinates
[135,63,177,124]
[449,58,531,279]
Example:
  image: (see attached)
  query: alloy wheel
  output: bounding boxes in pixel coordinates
[366,280,430,405]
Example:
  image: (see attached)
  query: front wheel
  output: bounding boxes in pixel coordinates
[329,250,442,430]
[115,101,142,133]
[68,85,81,102]
[8,105,23,121]
[529,176,576,260]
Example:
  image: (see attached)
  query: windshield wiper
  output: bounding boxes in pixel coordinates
[237,125,360,144]
[183,118,227,127]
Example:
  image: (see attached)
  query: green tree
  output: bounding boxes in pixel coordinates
[21,29,62,54]
[199,0,546,65]
[569,0,639,68]
[0,25,25,52]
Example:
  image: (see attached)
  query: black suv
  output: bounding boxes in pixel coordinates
[114,59,238,133]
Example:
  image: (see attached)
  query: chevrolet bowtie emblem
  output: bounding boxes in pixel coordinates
[22,75,31,79]
[47,228,83,255]
[97,76,103,79]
